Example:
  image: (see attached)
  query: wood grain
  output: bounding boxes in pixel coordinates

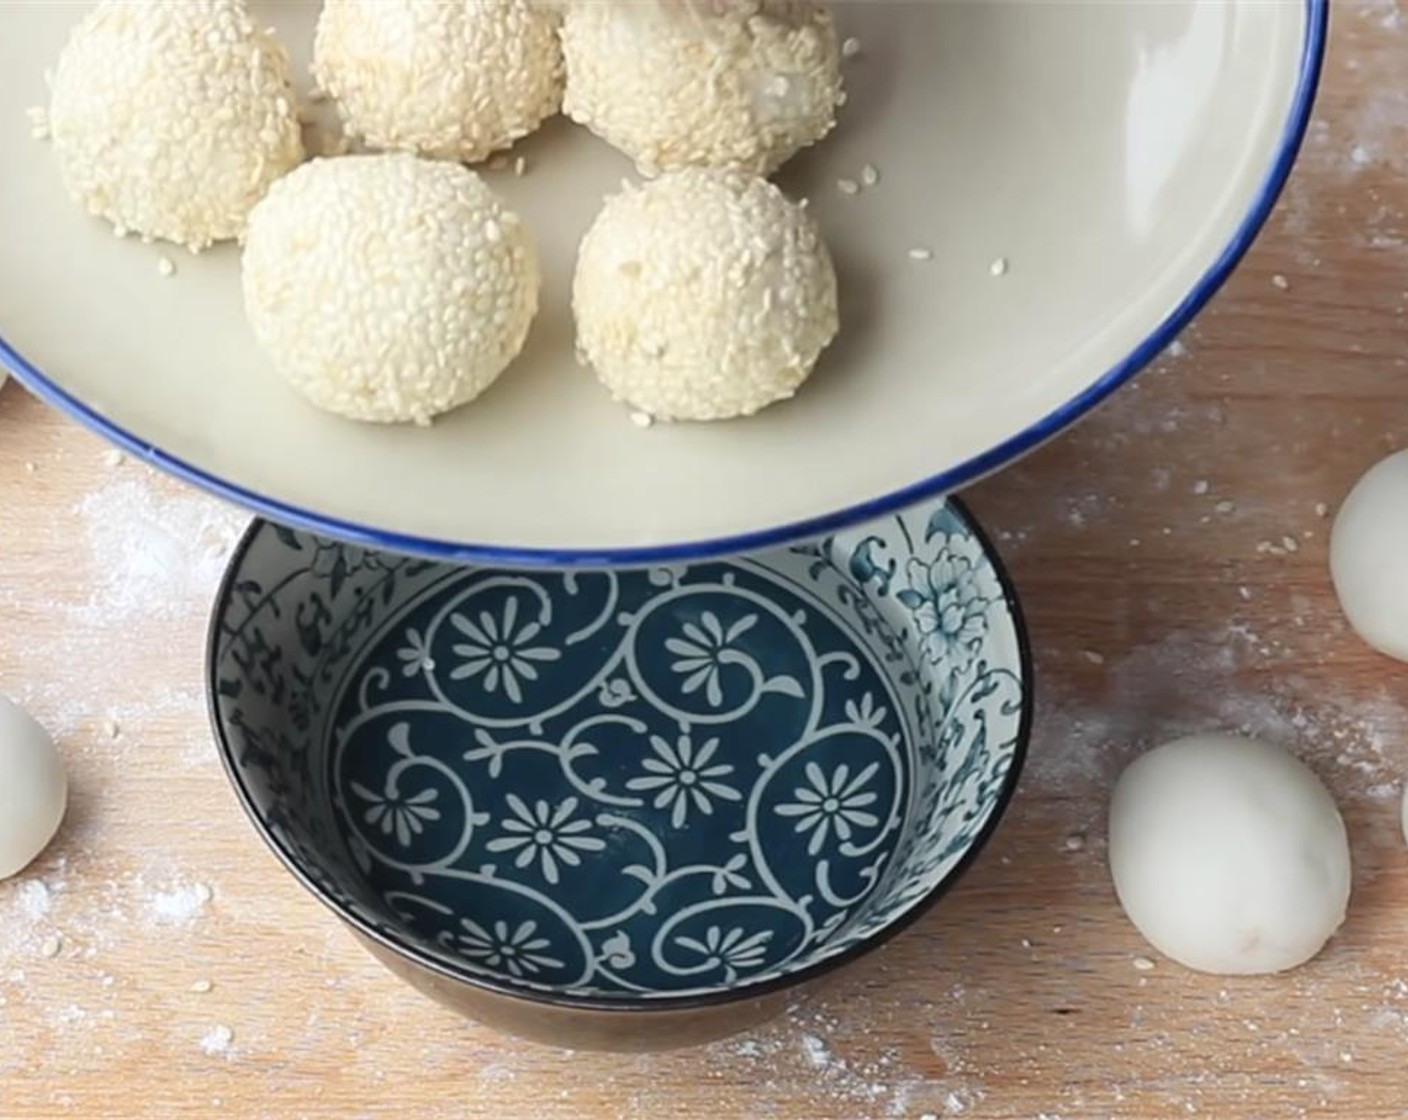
[3,9,1408,1118]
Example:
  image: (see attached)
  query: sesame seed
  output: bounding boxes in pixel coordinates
[191,979,213,994]
[513,156,527,177]
[1282,535,1299,553]
[40,935,62,959]
[1315,501,1329,518]
[836,178,860,196]
[860,163,879,187]
[1215,500,1236,514]
[629,411,654,428]
[1081,650,1104,665]
[908,247,933,261]
[1132,956,1156,972]
[483,219,503,243]
[989,256,1009,277]
[103,448,125,468]
[1192,479,1209,495]
[1272,273,1290,290]
[842,36,862,58]
[1063,833,1086,852]
[157,256,177,278]
[105,719,121,739]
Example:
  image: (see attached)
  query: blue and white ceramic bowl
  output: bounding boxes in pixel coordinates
[207,498,1031,1049]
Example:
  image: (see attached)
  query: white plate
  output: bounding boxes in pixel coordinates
[0,0,1325,565]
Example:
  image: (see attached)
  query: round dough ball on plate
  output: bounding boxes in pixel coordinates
[242,154,540,425]
[573,169,838,422]
[47,0,304,251]
[561,0,843,176]
[314,0,563,163]
[1108,733,1350,975]
[1330,449,1408,662]
[0,695,67,881]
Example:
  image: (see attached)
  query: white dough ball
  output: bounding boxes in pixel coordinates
[560,0,843,176]
[242,154,540,425]
[48,0,305,251]
[573,169,838,421]
[0,696,67,881]
[1330,449,1408,662]
[1108,734,1350,975]
[313,0,563,164]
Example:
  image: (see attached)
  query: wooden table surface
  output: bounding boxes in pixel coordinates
[4,8,1408,1119]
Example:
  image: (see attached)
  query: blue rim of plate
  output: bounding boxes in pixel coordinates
[2,0,1327,569]
[205,495,1035,1013]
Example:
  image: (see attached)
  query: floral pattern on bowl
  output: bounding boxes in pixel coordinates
[210,499,1030,1004]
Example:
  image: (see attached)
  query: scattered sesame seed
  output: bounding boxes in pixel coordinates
[629,411,654,429]
[1132,956,1156,972]
[860,163,879,187]
[1215,500,1236,514]
[842,36,862,58]
[1192,479,1209,495]
[191,979,213,994]
[157,255,177,278]
[513,155,527,177]
[1239,586,1252,601]
[989,256,1009,277]
[103,449,125,468]
[1315,501,1329,518]
[1282,535,1299,553]
[194,883,214,904]
[908,247,933,261]
[40,935,62,959]
[1063,833,1086,852]
[104,718,120,740]
[1272,273,1290,291]
[1081,650,1105,665]
[24,462,36,475]
[836,177,860,196]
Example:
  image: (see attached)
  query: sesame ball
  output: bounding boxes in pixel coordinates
[241,155,540,425]
[572,169,837,422]
[47,0,305,251]
[313,0,564,164]
[561,0,843,177]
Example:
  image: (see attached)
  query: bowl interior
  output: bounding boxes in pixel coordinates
[0,0,1316,560]
[211,500,1028,1001]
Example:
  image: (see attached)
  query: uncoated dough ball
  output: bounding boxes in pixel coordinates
[242,154,540,425]
[1330,449,1408,662]
[573,169,838,421]
[561,0,843,176]
[0,696,67,881]
[314,0,564,163]
[47,0,304,251]
[1108,734,1351,975]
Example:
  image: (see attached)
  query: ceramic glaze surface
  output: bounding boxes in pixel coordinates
[0,1,1323,562]
[211,500,1028,1002]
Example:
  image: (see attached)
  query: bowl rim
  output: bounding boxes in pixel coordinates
[5,0,1327,568]
[204,496,1034,1013]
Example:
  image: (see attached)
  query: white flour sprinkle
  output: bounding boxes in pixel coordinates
[199,1024,234,1056]
[148,882,212,926]
[801,1033,831,1068]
